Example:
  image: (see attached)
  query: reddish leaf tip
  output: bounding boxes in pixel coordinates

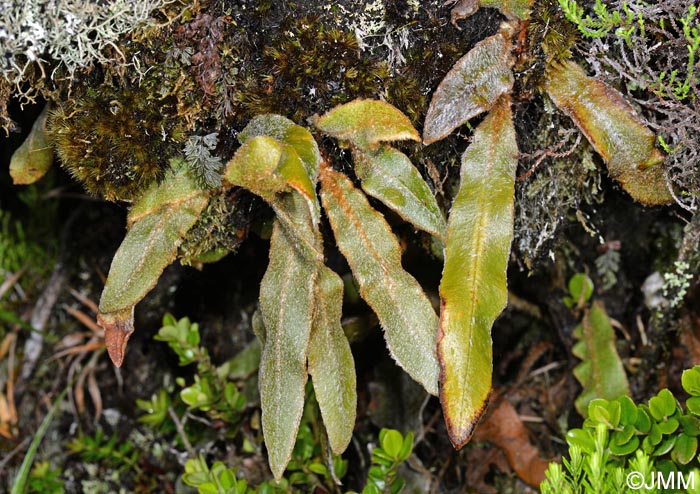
[442,390,491,449]
[97,309,135,367]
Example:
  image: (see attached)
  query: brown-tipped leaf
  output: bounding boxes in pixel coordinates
[320,165,439,395]
[354,146,447,240]
[438,96,518,448]
[258,221,316,479]
[545,61,671,205]
[423,33,514,145]
[308,266,357,454]
[98,165,209,366]
[10,105,53,185]
[315,99,420,150]
[97,308,134,368]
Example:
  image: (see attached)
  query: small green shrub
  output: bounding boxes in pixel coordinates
[67,430,140,473]
[542,366,700,493]
[182,428,411,494]
[25,462,64,494]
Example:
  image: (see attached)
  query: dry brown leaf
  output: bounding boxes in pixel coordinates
[472,394,552,488]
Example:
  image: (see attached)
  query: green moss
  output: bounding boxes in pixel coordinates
[47,88,180,201]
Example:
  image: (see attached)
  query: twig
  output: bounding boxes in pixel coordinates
[0,436,31,473]
[0,265,27,301]
[517,131,581,182]
[169,406,195,457]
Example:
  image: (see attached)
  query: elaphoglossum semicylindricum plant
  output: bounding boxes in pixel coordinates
[5,0,680,478]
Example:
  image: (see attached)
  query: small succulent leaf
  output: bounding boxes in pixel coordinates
[315,99,420,150]
[565,429,595,452]
[319,165,439,395]
[223,136,287,201]
[239,114,321,180]
[672,433,698,465]
[609,435,640,456]
[258,221,316,479]
[308,266,357,455]
[545,61,671,205]
[98,166,209,366]
[353,146,447,240]
[618,396,638,425]
[10,105,53,185]
[423,33,514,145]
[573,301,630,416]
[682,367,700,396]
[437,96,518,449]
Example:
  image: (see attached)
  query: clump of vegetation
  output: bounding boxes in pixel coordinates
[47,87,184,201]
[542,366,700,493]
[0,0,171,134]
[4,0,700,492]
[561,0,700,210]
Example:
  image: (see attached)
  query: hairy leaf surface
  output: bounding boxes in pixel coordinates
[319,165,439,395]
[99,165,209,366]
[308,266,357,454]
[423,33,514,145]
[438,96,517,448]
[258,221,316,480]
[223,136,287,202]
[239,114,321,180]
[10,105,53,185]
[545,61,671,205]
[315,99,420,150]
[354,146,447,240]
[572,301,630,416]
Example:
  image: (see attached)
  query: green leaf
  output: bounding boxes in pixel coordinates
[319,165,439,395]
[545,61,671,205]
[353,146,447,240]
[682,367,700,396]
[680,415,700,436]
[688,397,700,416]
[618,396,638,425]
[649,389,677,420]
[98,164,209,366]
[380,429,404,459]
[657,418,679,435]
[635,407,652,433]
[10,105,53,185]
[566,429,595,452]
[226,339,262,380]
[672,433,698,465]
[315,99,420,150]
[423,33,514,145]
[308,266,357,455]
[653,435,677,456]
[568,273,594,304]
[239,114,321,180]
[258,221,316,480]
[437,96,517,448]
[573,301,630,416]
[223,135,288,202]
[609,434,639,456]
